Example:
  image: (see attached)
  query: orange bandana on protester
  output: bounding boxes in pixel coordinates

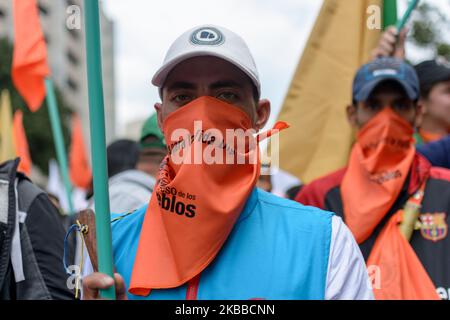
[129,96,288,296]
[341,107,416,244]
[342,107,440,299]
[366,189,440,300]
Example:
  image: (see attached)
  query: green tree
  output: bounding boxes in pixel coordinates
[409,2,450,60]
[0,37,73,175]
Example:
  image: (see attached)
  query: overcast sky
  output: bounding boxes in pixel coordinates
[102,0,450,136]
[102,0,322,136]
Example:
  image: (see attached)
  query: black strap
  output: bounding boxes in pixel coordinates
[16,176,45,214]
[0,159,20,293]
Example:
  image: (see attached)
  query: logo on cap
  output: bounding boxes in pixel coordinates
[190,27,225,46]
[372,69,398,77]
[365,59,405,81]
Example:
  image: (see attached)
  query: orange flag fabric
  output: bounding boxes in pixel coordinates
[12,0,50,112]
[13,110,32,176]
[69,115,92,189]
[367,210,440,300]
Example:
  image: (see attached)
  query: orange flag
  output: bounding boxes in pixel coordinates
[13,110,32,176]
[367,211,440,300]
[12,0,50,112]
[69,115,92,189]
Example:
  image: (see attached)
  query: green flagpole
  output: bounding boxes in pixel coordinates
[396,0,420,31]
[383,0,398,30]
[45,78,74,215]
[83,0,116,299]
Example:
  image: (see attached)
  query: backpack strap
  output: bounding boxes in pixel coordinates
[16,174,45,214]
[0,159,20,293]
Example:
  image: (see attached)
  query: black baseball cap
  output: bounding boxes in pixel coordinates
[414,57,450,96]
[352,57,420,102]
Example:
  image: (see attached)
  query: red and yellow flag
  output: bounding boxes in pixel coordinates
[69,115,92,189]
[12,0,50,112]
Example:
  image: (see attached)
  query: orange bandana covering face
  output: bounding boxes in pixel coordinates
[129,96,288,296]
[343,108,440,300]
[341,107,416,244]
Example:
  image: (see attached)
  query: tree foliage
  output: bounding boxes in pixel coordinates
[409,2,450,60]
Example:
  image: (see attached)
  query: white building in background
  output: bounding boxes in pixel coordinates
[0,0,116,159]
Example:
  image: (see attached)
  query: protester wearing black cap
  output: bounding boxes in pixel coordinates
[297,57,450,300]
[414,58,450,144]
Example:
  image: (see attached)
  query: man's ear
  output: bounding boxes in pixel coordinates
[255,99,271,130]
[346,104,358,128]
[154,102,163,130]
[414,101,425,128]
[417,97,428,114]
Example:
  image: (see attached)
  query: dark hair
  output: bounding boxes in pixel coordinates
[107,139,140,178]
[252,85,260,103]
[419,83,434,99]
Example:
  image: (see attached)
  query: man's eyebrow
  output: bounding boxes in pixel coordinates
[210,80,242,90]
[166,81,196,91]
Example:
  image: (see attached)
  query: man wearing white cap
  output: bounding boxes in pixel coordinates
[82,25,373,300]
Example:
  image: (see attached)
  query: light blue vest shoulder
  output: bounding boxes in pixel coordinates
[111,188,333,300]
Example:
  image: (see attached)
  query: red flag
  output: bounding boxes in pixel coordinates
[12,0,50,112]
[13,110,32,176]
[69,115,92,189]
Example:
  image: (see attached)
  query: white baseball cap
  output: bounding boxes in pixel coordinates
[152,24,261,97]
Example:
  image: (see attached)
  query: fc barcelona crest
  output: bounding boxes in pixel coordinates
[419,213,448,242]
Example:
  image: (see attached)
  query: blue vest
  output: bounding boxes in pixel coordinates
[111,188,333,300]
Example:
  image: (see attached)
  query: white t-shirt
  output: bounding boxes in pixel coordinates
[326,216,374,300]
